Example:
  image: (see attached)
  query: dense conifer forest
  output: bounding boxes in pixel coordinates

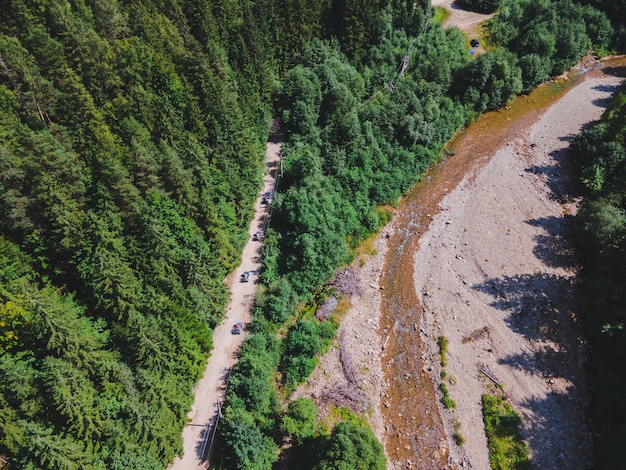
[0,0,624,468]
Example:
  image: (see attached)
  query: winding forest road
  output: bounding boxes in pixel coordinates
[170,139,281,469]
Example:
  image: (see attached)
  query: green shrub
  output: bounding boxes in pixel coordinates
[440,383,457,409]
[313,421,386,470]
[438,336,448,367]
[481,394,530,470]
[282,319,337,390]
[281,398,318,444]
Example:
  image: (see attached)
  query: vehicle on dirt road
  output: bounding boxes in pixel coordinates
[240,271,250,282]
[231,322,243,335]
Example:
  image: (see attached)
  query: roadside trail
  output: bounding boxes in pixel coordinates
[170,138,282,469]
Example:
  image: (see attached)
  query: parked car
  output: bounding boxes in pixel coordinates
[231,322,243,335]
[252,231,262,241]
[470,39,480,48]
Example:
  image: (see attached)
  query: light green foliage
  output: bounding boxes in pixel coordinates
[282,319,337,390]
[281,397,317,443]
[481,394,530,470]
[440,383,457,409]
[438,335,448,367]
[314,421,386,470]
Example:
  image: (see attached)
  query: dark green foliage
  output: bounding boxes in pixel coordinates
[329,0,389,61]
[281,397,317,444]
[454,48,523,112]
[489,0,614,90]
[218,408,278,470]
[282,319,337,390]
[456,0,502,14]
[1,0,623,468]
[313,421,386,470]
[571,88,626,468]
[481,394,530,469]
[0,0,269,465]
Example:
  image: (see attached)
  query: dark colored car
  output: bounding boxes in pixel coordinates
[470,39,480,48]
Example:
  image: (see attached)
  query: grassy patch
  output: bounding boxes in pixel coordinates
[433,6,451,24]
[437,335,448,367]
[481,394,531,470]
[440,383,456,409]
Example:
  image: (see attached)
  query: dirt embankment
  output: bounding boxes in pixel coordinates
[296,59,626,469]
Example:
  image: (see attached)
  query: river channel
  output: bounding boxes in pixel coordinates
[378,56,626,468]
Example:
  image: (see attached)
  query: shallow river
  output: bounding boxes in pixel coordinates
[379,56,626,468]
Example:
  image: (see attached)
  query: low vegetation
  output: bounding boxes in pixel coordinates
[440,383,457,410]
[481,394,530,470]
[438,335,449,367]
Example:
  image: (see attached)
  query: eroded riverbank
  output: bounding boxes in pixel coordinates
[380,57,626,468]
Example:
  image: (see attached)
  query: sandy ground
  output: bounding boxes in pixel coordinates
[170,140,281,469]
[431,0,494,37]
[297,62,625,469]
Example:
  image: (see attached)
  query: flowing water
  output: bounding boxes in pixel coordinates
[378,57,626,468]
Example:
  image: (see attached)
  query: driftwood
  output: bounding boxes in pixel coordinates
[463,326,490,344]
[320,385,367,413]
[338,329,358,385]
[480,367,501,388]
[332,267,361,298]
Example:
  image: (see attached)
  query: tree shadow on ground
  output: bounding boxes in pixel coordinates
[473,272,589,466]
[473,272,582,377]
[514,384,589,469]
[525,142,582,204]
[525,215,577,270]
[591,82,623,107]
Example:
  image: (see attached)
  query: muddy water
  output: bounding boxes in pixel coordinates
[379,57,626,468]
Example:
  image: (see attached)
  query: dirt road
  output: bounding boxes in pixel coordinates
[170,139,281,469]
[431,0,494,36]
